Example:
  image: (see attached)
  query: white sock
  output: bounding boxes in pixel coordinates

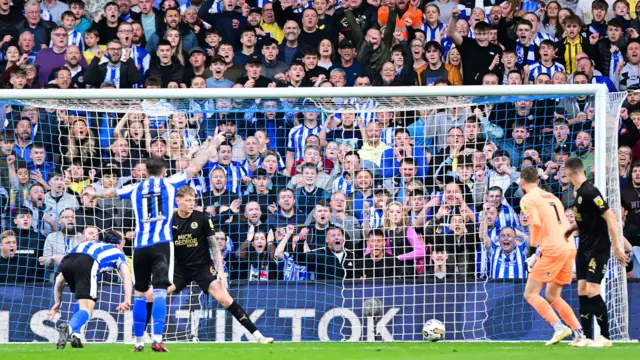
[252,330,263,339]
[135,336,144,346]
[153,334,163,343]
[552,321,565,332]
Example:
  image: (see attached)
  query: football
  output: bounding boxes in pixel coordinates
[422,319,446,341]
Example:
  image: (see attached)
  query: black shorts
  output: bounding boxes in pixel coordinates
[576,249,610,284]
[59,253,99,302]
[172,263,217,293]
[133,242,174,292]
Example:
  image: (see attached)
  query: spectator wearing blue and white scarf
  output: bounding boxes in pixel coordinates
[498,17,539,67]
[274,227,309,281]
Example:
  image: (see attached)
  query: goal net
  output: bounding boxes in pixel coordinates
[0,85,633,343]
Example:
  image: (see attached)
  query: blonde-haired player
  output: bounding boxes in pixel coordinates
[519,166,585,345]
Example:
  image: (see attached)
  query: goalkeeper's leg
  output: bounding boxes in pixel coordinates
[524,264,572,345]
[546,282,584,337]
[208,279,274,344]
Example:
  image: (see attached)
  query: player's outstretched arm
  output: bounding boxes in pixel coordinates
[49,273,66,320]
[603,209,630,266]
[185,137,217,179]
[116,263,133,311]
[89,188,118,199]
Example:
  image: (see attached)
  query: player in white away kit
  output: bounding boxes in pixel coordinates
[89,139,216,352]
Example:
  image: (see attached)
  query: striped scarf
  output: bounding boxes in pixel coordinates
[610,49,623,78]
[515,40,536,66]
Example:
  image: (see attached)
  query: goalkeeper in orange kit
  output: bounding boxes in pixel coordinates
[519,167,585,345]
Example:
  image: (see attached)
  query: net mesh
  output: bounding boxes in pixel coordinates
[0,91,631,343]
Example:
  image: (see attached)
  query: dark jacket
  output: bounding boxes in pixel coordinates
[333,2,378,41]
[84,57,141,89]
[371,41,414,86]
[595,36,628,78]
[15,19,57,49]
[553,36,600,70]
[348,8,395,76]
[198,2,246,50]
[293,246,358,280]
[145,56,185,87]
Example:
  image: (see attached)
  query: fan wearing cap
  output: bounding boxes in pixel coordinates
[206,54,234,88]
[246,6,274,50]
[328,39,362,86]
[182,47,213,86]
[235,54,276,87]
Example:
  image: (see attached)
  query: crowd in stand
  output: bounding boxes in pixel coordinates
[0,0,639,285]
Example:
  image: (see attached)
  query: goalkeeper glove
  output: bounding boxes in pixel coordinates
[525,253,537,273]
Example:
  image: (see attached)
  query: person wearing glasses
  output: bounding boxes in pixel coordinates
[35,26,86,88]
[15,0,57,52]
[84,38,141,88]
[40,208,83,281]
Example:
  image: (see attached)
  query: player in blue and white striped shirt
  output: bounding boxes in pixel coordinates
[88,140,216,352]
[50,230,132,349]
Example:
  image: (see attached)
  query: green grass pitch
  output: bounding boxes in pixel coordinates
[1,342,639,360]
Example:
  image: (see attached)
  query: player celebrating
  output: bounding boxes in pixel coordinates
[89,139,216,352]
[519,167,585,345]
[49,230,132,349]
[563,157,630,347]
[168,186,274,343]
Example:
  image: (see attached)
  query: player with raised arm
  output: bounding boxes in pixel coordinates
[49,230,132,349]
[88,138,217,352]
[563,157,630,347]
[519,166,585,345]
[168,186,274,344]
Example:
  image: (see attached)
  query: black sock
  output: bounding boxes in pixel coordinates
[591,295,610,339]
[227,301,258,334]
[145,302,153,330]
[579,295,594,339]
